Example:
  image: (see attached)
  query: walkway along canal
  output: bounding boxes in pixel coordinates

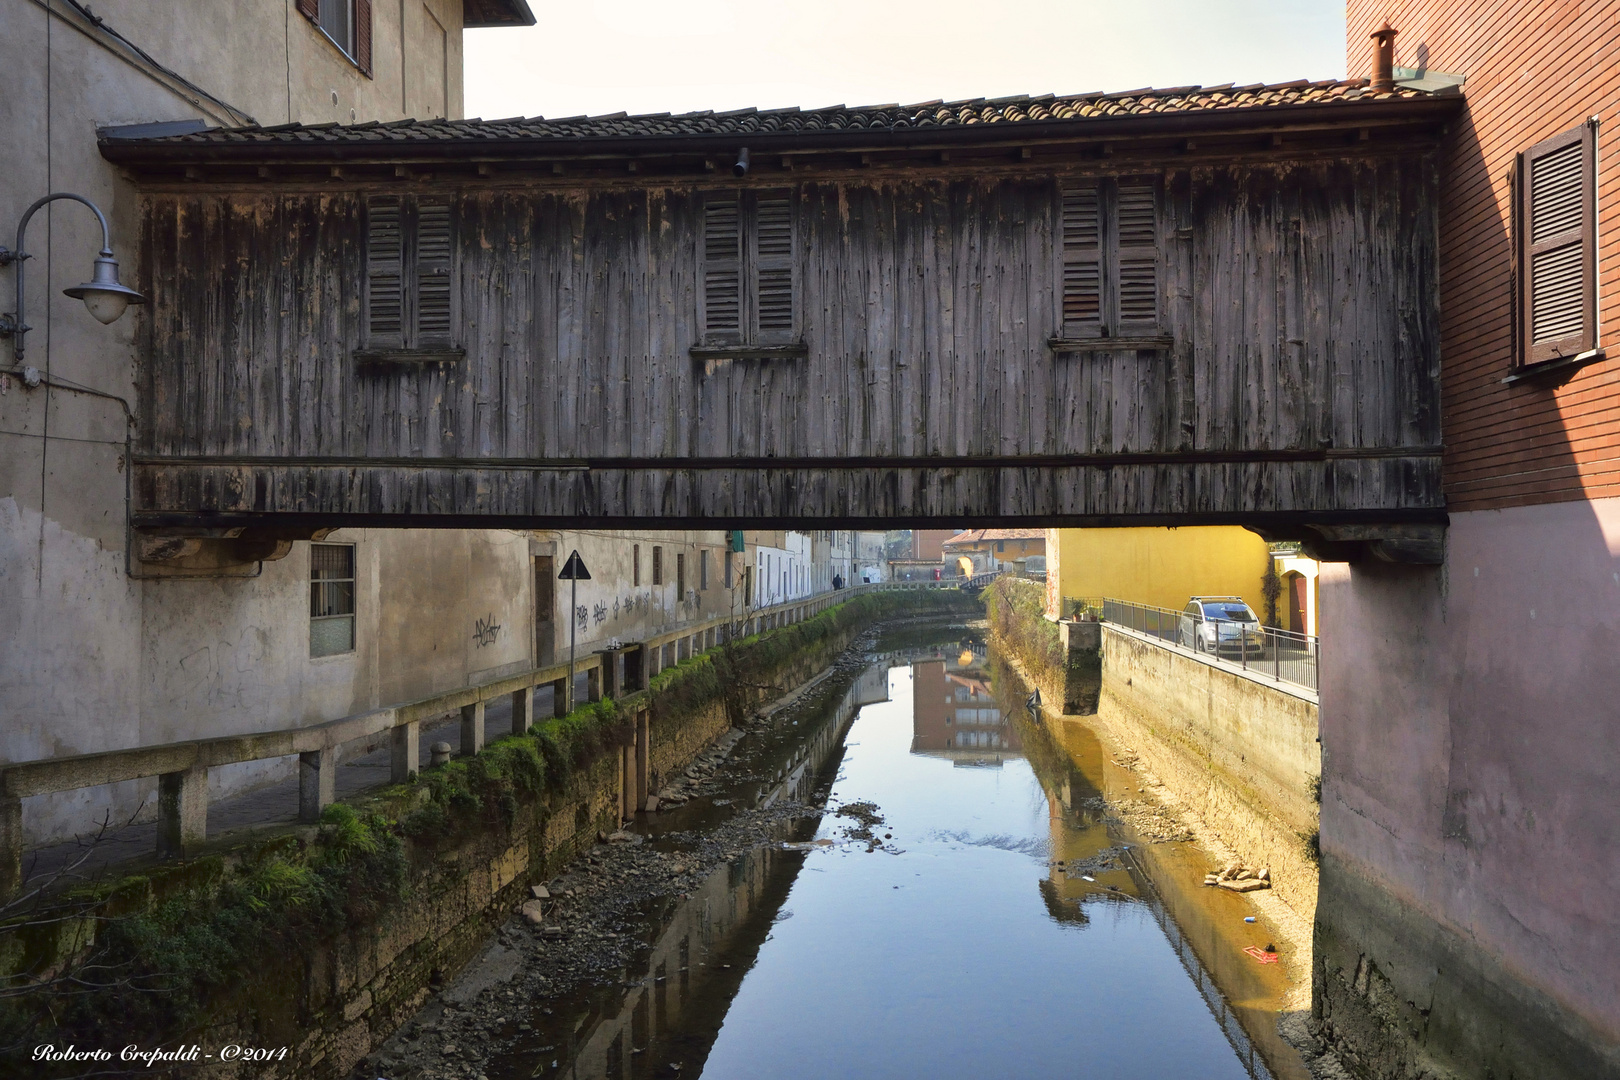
[399,621,1319,1080]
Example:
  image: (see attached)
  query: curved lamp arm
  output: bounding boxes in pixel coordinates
[0,192,143,364]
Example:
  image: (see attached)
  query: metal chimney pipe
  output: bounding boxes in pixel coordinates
[1369,23,1398,92]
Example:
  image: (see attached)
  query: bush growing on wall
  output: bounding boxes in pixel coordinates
[983,576,1065,686]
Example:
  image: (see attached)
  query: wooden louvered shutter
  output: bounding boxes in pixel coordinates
[702,195,742,343]
[1061,186,1102,337]
[413,200,454,347]
[1115,180,1159,331]
[365,195,404,348]
[355,0,373,75]
[754,191,794,343]
[296,0,318,20]
[1519,124,1595,365]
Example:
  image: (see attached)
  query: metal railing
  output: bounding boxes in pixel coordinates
[1,582,961,897]
[1071,597,1318,695]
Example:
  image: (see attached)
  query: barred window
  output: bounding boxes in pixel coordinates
[310,543,356,657]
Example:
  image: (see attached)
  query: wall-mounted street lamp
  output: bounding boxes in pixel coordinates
[0,193,146,369]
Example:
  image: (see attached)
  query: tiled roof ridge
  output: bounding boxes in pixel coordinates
[941,527,1046,546]
[120,77,1445,147]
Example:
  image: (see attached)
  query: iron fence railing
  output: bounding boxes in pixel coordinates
[1070,596,1318,694]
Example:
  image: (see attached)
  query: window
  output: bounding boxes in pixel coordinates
[1516,123,1597,366]
[676,552,687,597]
[652,546,664,585]
[700,549,710,590]
[633,544,641,587]
[699,190,797,347]
[297,0,373,74]
[310,543,356,657]
[362,195,458,355]
[1060,179,1160,339]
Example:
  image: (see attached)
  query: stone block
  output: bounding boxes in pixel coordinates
[157,763,207,859]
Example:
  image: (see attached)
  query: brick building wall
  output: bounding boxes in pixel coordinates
[1319,8,1620,1077]
[1345,0,1620,511]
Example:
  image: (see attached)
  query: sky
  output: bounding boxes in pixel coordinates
[464,0,1348,122]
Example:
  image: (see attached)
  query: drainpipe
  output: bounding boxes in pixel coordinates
[1369,23,1398,93]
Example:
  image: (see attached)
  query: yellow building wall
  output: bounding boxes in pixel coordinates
[1048,527,1272,617]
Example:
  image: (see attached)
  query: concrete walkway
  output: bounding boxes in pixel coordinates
[18,674,591,892]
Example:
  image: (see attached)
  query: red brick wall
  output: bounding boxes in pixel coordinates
[1346,1,1620,511]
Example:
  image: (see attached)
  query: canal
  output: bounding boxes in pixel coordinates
[454,623,1308,1080]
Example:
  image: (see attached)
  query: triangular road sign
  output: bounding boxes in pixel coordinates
[558,549,591,581]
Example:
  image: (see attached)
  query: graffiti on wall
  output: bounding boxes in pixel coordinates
[472,615,502,648]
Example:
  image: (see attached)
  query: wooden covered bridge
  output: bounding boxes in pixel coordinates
[103,79,1463,564]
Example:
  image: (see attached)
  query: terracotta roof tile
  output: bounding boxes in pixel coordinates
[118,79,1438,149]
[941,528,1047,548]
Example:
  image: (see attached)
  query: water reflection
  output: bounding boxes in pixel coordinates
[489,629,1303,1080]
[909,647,1023,765]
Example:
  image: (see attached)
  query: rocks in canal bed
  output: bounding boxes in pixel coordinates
[520,900,546,925]
[1203,864,1272,890]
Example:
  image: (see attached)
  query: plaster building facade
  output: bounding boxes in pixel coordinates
[854,531,887,583]
[1315,6,1620,1077]
[941,528,1046,576]
[1043,526,1272,620]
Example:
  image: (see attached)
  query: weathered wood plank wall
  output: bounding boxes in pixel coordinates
[134,156,1443,526]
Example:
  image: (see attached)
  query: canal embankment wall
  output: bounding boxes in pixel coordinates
[10,590,975,1080]
[1096,626,1320,918]
[985,577,1321,920]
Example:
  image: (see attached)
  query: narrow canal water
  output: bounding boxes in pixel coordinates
[484,625,1307,1080]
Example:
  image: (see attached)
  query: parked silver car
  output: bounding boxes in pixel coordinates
[1177,597,1267,656]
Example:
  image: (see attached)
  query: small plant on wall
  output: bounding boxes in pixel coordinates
[1261,557,1283,628]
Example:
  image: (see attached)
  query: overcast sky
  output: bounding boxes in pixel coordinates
[465,0,1347,122]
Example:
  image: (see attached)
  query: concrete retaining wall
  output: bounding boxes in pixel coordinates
[1094,626,1321,918]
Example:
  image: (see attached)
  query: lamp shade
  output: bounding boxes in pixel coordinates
[64,254,144,325]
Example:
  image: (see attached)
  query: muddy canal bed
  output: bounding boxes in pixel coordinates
[368,625,1308,1080]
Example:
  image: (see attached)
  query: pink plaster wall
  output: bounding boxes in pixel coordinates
[1320,495,1620,1040]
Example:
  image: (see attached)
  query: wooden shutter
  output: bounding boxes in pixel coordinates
[296,0,319,20]
[754,191,795,342]
[355,0,373,75]
[1061,186,1102,337]
[414,200,454,346]
[1519,124,1595,364]
[702,195,742,342]
[365,195,404,348]
[1115,180,1159,330]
